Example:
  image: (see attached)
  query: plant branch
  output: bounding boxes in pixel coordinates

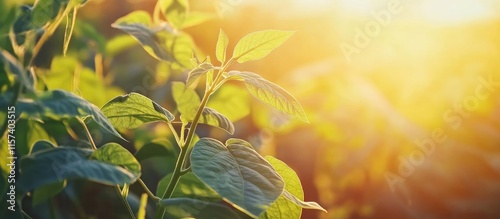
[153,58,234,219]
[138,179,160,202]
[78,118,137,219]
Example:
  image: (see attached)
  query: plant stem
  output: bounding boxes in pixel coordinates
[78,118,137,219]
[153,59,233,219]
[116,185,137,219]
[138,179,160,202]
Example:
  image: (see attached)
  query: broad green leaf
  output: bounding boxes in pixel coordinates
[32,180,66,206]
[156,172,221,200]
[171,81,200,121]
[137,193,148,219]
[226,138,254,149]
[105,35,137,57]
[101,93,174,129]
[227,71,308,122]
[31,0,67,28]
[168,32,195,67]
[159,0,189,29]
[15,89,125,141]
[30,140,56,154]
[18,146,138,191]
[12,5,33,46]
[15,119,54,156]
[92,143,141,177]
[216,29,229,63]
[159,198,243,219]
[232,30,294,63]
[191,138,284,218]
[112,11,174,61]
[199,107,235,134]
[186,62,214,86]
[260,156,323,219]
[182,12,215,29]
[208,84,250,122]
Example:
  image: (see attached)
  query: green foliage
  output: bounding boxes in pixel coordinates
[101,92,175,129]
[232,30,294,63]
[227,71,309,122]
[191,138,284,217]
[18,142,140,192]
[14,89,124,140]
[0,1,324,218]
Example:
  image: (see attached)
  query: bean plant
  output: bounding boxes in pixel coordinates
[0,0,325,218]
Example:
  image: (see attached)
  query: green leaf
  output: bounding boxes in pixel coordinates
[31,0,67,28]
[156,172,221,200]
[101,93,174,129]
[12,5,33,46]
[159,198,243,219]
[15,119,54,156]
[0,50,33,92]
[232,30,294,63]
[112,11,174,61]
[182,12,215,29]
[134,140,177,162]
[259,156,314,219]
[226,71,308,122]
[30,140,56,154]
[226,138,254,149]
[199,107,235,134]
[105,35,137,57]
[159,0,189,29]
[216,29,229,63]
[32,180,66,206]
[18,146,139,191]
[191,138,284,218]
[91,143,141,177]
[207,84,250,122]
[171,81,200,121]
[15,89,125,141]
[186,62,214,86]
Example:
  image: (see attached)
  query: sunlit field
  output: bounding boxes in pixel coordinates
[2,0,500,218]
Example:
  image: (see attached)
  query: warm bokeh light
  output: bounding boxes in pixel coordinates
[75,0,500,218]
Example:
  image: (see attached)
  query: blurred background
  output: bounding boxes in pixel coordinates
[5,0,500,218]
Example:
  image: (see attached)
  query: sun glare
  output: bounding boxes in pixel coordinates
[419,0,494,24]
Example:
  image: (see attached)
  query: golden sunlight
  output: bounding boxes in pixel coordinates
[419,0,494,24]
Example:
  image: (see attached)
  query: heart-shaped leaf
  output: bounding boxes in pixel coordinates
[101,92,174,129]
[191,138,284,218]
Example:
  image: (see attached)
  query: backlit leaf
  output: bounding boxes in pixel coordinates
[91,142,141,177]
[199,107,234,134]
[186,62,214,86]
[101,92,174,129]
[232,30,294,63]
[159,0,189,29]
[216,29,229,63]
[227,71,308,122]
